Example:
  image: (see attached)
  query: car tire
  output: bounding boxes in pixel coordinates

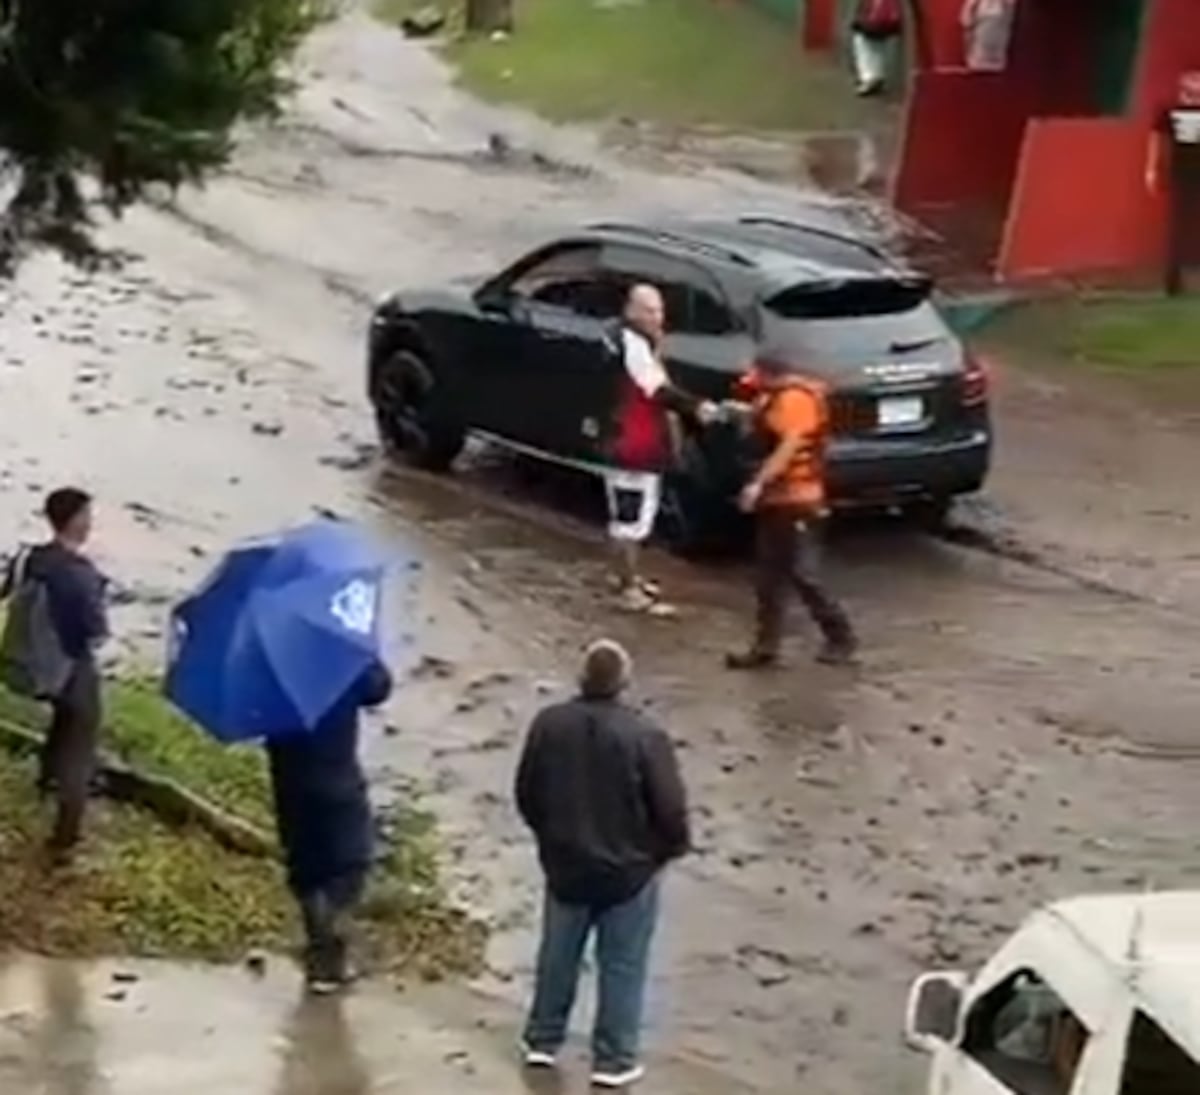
[902,496,953,533]
[373,348,465,471]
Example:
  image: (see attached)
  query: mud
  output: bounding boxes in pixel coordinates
[2,6,1200,1095]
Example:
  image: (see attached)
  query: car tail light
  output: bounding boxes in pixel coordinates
[731,363,762,400]
[961,352,989,406]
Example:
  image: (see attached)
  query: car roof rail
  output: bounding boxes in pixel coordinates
[736,215,894,263]
[588,222,757,268]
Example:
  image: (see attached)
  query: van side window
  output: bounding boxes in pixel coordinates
[1121,1011,1200,1094]
[962,970,1088,1094]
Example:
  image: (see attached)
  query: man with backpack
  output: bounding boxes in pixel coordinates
[2,488,108,861]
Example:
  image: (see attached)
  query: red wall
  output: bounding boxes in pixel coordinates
[893,71,1033,210]
[998,118,1165,278]
[918,0,965,67]
[803,0,836,49]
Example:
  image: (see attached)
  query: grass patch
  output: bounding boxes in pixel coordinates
[0,678,485,975]
[378,0,875,132]
[991,294,1200,372]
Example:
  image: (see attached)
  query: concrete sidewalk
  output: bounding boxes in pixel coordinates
[0,956,758,1094]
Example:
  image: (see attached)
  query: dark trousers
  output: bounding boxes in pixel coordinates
[297,871,365,982]
[523,878,660,1073]
[40,661,101,850]
[753,507,854,655]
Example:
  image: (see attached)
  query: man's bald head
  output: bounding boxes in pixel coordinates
[624,282,665,343]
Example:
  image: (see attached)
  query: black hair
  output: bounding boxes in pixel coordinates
[44,487,92,533]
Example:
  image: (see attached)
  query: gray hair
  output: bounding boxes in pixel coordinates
[579,639,632,699]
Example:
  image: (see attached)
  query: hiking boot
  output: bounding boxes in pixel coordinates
[816,638,859,667]
[303,935,353,996]
[725,648,779,671]
[305,960,354,996]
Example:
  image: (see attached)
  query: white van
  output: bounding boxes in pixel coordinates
[903,891,1200,1094]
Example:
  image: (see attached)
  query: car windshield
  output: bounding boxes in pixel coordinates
[760,278,950,364]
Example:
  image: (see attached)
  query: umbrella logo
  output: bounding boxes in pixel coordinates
[330,580,376,635]
[167,617,187,668]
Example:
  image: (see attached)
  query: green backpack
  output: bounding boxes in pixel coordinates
[0,549,74,700]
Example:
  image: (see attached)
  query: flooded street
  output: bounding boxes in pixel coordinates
[3,7,1200,1094]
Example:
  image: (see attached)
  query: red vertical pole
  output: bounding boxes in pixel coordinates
[804,0,837,50]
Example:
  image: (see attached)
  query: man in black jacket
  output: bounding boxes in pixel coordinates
[515,639,690,1089]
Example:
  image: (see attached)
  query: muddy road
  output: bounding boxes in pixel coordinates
[3,9,1200,1095]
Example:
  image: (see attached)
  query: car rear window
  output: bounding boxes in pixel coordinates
[766,277,932,319]
[760,278,951,364]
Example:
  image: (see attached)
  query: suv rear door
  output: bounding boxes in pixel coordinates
[761,277,966,441]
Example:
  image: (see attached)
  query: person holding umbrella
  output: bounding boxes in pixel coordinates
[267,657,392,993]
[166,519,413,993]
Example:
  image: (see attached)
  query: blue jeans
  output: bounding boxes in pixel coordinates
[523,878,661,1072]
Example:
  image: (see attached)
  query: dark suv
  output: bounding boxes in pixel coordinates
[368,216,991,545]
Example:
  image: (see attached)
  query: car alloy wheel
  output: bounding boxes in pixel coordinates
[374,349,463,471]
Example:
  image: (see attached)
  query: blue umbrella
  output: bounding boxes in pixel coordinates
[165,519,416,743]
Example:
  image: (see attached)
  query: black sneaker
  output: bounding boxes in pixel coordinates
[725,649,779,671]
[816,639,859,667]
[303,944,353,996]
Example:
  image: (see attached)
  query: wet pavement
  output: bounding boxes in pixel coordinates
[0,956,753,1093]
[2,5,1200,1094]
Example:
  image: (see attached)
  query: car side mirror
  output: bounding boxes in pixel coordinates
[904,971,967,1052]
[475,284,514,314]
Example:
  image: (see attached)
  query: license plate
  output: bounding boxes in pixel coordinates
[876,396,924,428]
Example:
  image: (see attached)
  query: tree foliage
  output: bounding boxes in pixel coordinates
[0,0,329,273]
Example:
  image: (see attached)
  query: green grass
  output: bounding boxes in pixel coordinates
[0,678,272,829]
[0,758,291,958]
[0,677,485,973]
[377,0,875,132]
[991,294,1200,372]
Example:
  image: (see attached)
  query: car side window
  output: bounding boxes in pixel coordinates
[598,244,742,336]
[1120,1011,1200,1094]
[507,244,604,305]
[962,970,1089,1095]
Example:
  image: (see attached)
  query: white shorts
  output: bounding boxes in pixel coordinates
[604,470,662,543]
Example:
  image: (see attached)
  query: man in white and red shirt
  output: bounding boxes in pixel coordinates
[604,284,715,616]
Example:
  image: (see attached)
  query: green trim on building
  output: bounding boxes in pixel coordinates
[1094,0,1147,116]
[750,0,799,24]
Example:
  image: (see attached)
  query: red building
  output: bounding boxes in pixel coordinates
[805,0,1200,281]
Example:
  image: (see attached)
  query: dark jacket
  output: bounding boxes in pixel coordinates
[266,661,393,897]
[5,542,108,662]
[515,694,690,909]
